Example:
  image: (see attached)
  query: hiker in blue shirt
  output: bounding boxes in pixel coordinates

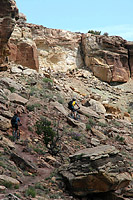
[11,112,21,140]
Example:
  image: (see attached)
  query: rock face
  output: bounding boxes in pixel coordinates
[0,115,11,131]
[9,37,39,71]
[59,145,132,196]
[9,23,133,82]
[125,41,133,78]
[9,23,83,72]
[0,0,18,65]
[82,34,130,82]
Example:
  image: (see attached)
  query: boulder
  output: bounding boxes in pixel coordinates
[78,104,100,118]
[89,99,106,114]
[51,101,69,116]
[0,136,15,149]
[67,116,86,130]
[0,0,18,65]
[0,115,11,131]
[91,128,107,140]
[59,145,132,196]
[0,175,20,187]
[10,66,22,74]
[0,77,22,91]
[11,152,37,173]
[0,185,6,191]
[0,110,13,119]
[8,93,28,105]
[22,68,37,75]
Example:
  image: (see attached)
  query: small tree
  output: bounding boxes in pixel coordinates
[103,32,109,36]
[35,117,61,156]
[88,30,101,35]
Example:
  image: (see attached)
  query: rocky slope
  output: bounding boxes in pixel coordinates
[0,64,132,200]
[0,1,132,200]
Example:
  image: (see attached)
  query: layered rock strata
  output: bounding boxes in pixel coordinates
[9,23,83,72]
[9,19,133,82]
[82,34,130,82]
[0,0,18,65]
[59,145,132,196]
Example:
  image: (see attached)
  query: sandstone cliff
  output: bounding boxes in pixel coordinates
[9,22,133,83]
[0,1,133,83]
[0,0,18,65]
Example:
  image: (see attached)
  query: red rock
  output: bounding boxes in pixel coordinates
[0,0,18,65]
[82,34,130,82]
[9,39,39,71]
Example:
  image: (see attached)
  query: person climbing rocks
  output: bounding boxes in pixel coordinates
[68,98,80,119]
[11,111,21,141]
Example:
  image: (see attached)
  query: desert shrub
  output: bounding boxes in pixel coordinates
[3,181,13,189]
[86,124,91,131]
[43,77,53,83]
[35,117,61,155]
[71,132,81,141]
[115,135,125,143]
[8,87,15,93]
[88,30,101,35]
[29,86,38,96]
[25,186,36,198]
[88,118,95,126]
[112,120,121,127]
[98,122,107,127]
[26,103,41,112]
[103,32,109,36]
[28,126,34,132]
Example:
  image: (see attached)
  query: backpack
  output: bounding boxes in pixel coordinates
[68,100,73,109]
[11,115,17,126]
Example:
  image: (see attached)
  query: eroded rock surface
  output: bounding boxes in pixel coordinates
[60,145,132,196]
[82,34,131,82]
[9,22,133,83]
[0,0,18,65]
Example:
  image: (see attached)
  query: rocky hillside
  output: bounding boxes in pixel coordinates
[0,64,132,200]
[0,1,132,200]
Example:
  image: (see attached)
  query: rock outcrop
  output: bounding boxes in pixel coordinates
[125,41,133,78]
[82,34,130,82]
[60,145,132,196]
[9,23,133,82]
[9,23,83,72]
[0,0,18,65]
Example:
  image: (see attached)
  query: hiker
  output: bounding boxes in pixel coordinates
[68,98,80,119]
[11,112,21,140]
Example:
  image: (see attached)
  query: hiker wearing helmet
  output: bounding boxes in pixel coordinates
[68,98,80,119]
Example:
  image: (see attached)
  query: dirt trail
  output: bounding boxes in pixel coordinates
[6,113,53,196]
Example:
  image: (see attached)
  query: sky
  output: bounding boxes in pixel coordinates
[15,0,133,41]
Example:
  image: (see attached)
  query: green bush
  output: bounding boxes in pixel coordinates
[35,117,61,155]
[103,32,109,36]
[26,103,41,112]
[115,135,125,143]
[88,30,101,35]
[8,87,15,93]
[25,186,36,198]
[28,126,34,132]
[26,105,35,112]
[43,77,53,83]
[88,118,95,126]
[86,124,91,131]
